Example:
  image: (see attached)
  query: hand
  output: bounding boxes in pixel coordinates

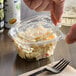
[66,24,76,44]
[23,0,65,25]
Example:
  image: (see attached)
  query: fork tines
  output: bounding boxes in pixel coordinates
[52,58,70,72]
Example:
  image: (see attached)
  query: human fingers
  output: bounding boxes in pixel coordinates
[44,0,53,11]
[44,1,58,25]
[66,24,76,44]
[45,0,65,25]
[30,0,43,10]
[23,0,31,7]
[23,0,42,10]
[54,0,65,24]
[53,0,65,4]
[35,0,49,12]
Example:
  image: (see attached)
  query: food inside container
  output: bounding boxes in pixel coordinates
[9,14,65,60]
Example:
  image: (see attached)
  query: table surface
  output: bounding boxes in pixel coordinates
[0,26,76,76]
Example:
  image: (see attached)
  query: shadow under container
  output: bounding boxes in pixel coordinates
[9,14,65,61]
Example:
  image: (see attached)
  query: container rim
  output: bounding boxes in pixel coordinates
[8,12,65,45]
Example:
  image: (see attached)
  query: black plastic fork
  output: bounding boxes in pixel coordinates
[29,58,70,76]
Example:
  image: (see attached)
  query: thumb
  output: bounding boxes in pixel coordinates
[50,10,58,25]
[66,24,76,44]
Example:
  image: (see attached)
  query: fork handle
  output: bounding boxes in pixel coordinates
[29,68,47,76]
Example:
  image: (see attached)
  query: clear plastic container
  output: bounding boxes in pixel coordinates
[9,13,65,60]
